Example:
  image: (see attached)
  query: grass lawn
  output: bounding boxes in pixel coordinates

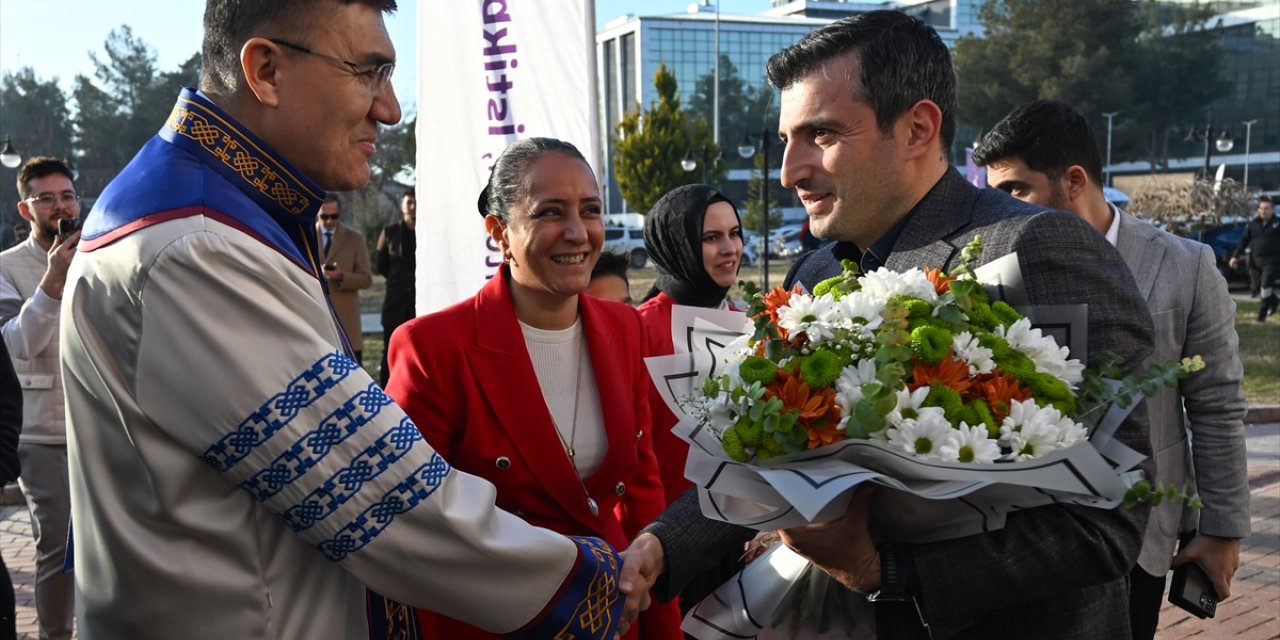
[1235,299,1280,406]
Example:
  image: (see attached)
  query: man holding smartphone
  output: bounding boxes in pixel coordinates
[0,156,80,640]
[316,193,373,365]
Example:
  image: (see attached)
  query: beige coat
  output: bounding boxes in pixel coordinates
[316,222,372,350]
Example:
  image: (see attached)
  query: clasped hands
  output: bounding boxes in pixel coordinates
[613,485,883,636]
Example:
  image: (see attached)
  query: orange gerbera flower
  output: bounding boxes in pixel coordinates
[806,418,844,449]
[768,370,838,419]
[975,372,1032,421]
[760,285,803,324]
[909,353,973,396]
[923,266,957,295]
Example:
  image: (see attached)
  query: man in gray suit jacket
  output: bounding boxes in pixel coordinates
[621,12,1156,640]
[975,99,1249,640]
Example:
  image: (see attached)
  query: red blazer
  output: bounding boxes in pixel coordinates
[386,268,681,639]
[634,292,691,507]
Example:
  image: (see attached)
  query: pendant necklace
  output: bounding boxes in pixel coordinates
[553,330,598,517]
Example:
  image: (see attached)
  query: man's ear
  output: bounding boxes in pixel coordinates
[15,201,33,223]
[240,37,284,108]
[1063,165,1090,202]
[899,99,943,161]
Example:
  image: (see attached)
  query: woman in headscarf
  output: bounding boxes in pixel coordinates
[385,138,681,639]
[637,184,745,506]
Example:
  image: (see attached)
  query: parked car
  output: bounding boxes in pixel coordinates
[1185,221,1248,283]
[604,226,648,268]
[740,238,759,267]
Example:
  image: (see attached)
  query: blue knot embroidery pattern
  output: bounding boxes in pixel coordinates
[281,418,424,532]
[241,383,395,501]
[316,455,452,561]
[201,352,360,472]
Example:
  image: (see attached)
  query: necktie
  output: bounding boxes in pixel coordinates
[324,230,333,255]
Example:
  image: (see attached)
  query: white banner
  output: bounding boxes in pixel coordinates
[416,0,601,315]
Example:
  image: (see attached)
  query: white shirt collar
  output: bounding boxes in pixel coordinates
[1103,202,1121,247]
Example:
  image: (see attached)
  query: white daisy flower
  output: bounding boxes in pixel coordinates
[996,319,1084,387]
[885,386,934,426]
[834,290,886,332]
[834,359,879,413]
[952,331,996,375]
[998,399,1082,460]
[886,412,956,460]
[777,293,840,344]
[859,267,939,305]
[938,422,1001,464]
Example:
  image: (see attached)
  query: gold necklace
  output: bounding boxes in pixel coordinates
[551,330,599,516]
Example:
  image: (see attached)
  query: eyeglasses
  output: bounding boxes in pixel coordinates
[318,214,340,221]
[269,38,395,93]
[22,192,80,211]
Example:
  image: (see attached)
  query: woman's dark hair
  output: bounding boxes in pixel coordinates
[477,137,590,223]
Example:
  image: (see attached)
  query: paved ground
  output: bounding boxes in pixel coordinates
[1,423,1276,639]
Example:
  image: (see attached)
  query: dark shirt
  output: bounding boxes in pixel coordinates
[376,221,416,317]
[1238,216,1280,263]
[785,206,915,289]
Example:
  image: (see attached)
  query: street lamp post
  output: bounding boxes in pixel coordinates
[681,144,717,185]
[1186,124,1234,179]
[739,131,772,289]
[1242,119,1258,191]
[1102,112,1119,187]
[0,137,21,170]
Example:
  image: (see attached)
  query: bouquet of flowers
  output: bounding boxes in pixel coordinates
[645,239,1200,640]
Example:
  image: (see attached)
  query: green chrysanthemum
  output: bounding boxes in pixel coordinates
[991,300,1023,326]
[740,356,778,386]
[812,275,846,298]
[901,297,933,319]
[966,301,999,330]
[800,350,842,389]
[735,417,765,449]
[910,325,953,364]
[924,385,965,422]
[721,427,749,462]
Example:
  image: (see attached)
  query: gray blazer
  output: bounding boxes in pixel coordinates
[1115,211,1249,576]
[649,169,1156,640]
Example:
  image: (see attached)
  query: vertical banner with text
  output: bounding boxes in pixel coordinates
[416,0,600,315]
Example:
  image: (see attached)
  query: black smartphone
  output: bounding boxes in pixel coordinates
[1168,561,1217,619]
[57,218,79,241]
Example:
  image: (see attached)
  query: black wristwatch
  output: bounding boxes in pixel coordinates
[867,546,930,634]
[866,546,910,603]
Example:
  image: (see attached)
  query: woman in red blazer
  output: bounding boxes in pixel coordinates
[386,138,681,640]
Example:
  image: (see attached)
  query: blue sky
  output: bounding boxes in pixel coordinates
[0,1,771,117]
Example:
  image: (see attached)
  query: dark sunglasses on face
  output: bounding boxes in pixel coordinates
[319,214,340,221]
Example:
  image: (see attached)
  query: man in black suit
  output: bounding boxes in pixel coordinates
[621,11,1155,639]
[375,187,416,386]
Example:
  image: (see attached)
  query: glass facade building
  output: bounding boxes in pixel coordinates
[596,0,987,213]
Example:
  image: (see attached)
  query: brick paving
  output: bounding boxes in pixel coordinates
[0,424,1276,639]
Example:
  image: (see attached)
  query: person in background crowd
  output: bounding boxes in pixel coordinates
[0,156,79,640]
[316,193,373,365]
[8,223,28,250]
[376,187,416,385]
[1230,195,1279,321]
[585,250,633,305]
[637,183,744,507]
[634,183,746,621]
[0,341,22,640]
[623,12,1155,640]
[975,99,1249,640]
[55,1,630,638]
[385,137,680,639]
